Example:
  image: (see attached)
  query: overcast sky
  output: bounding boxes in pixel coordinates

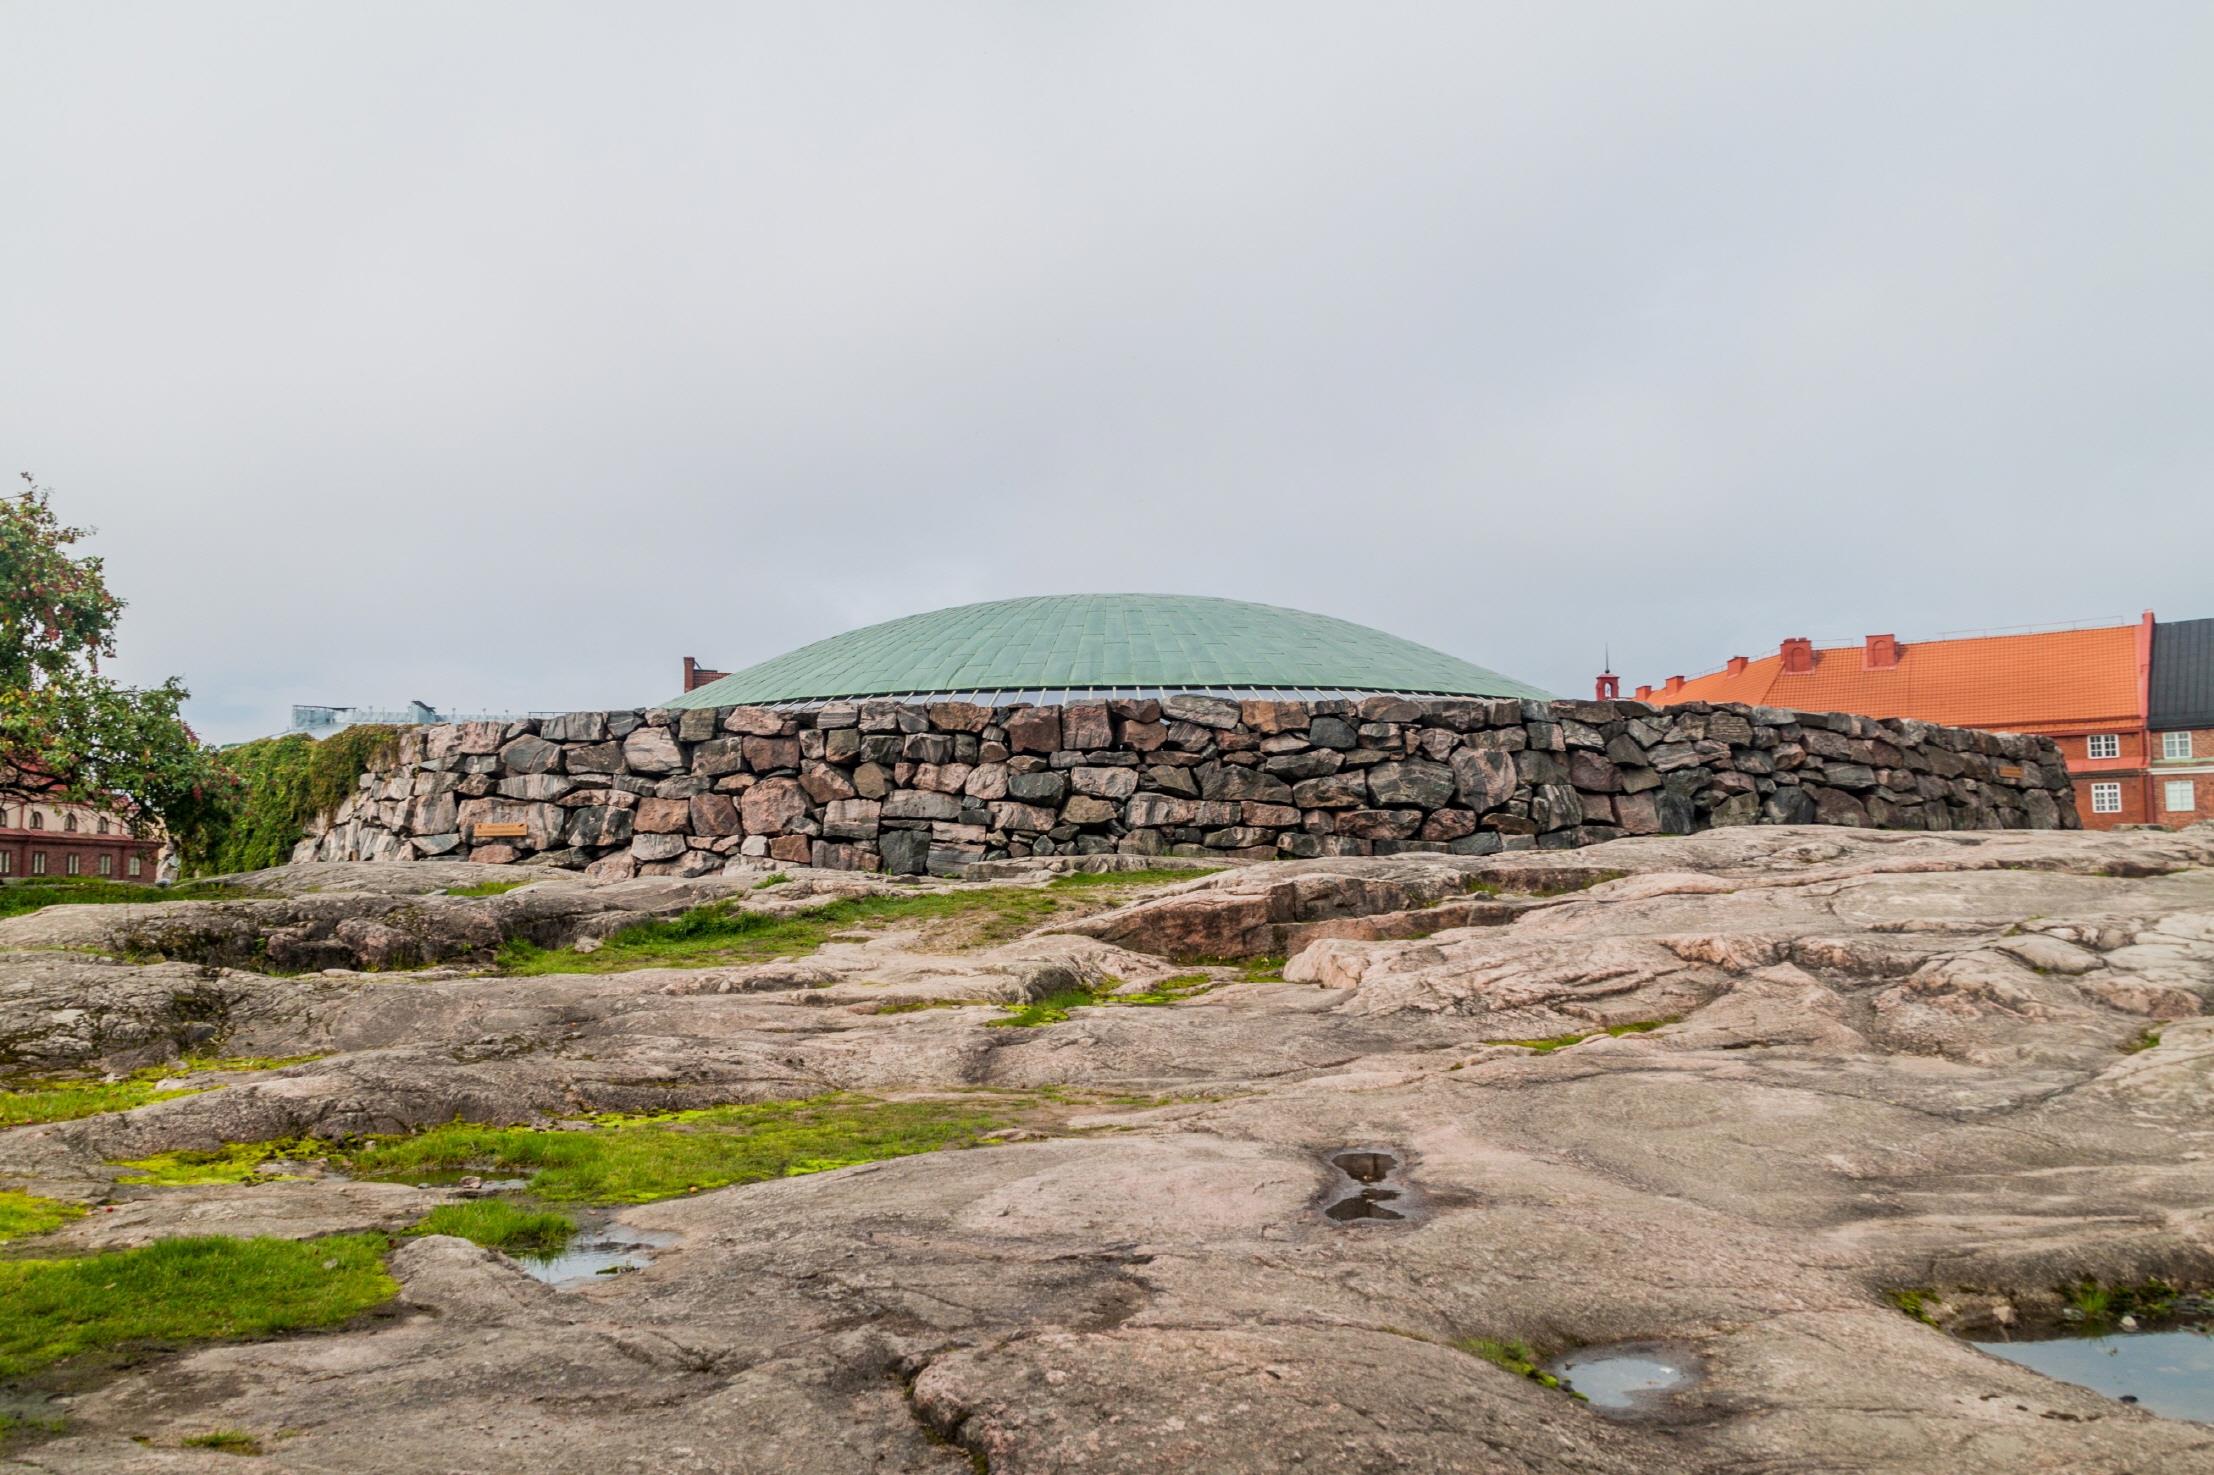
[4,3,2209,743]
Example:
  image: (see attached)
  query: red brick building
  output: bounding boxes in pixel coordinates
[0,796,162,882]
[1631,614,2213,831]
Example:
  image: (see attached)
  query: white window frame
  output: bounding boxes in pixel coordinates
[2090,782,2123,814]
[31,851,47,875]
[2086,733,2121,760]
[2163,731,2194,760]
[98,853,114,876]
[2166,780,2196,813]
[0,850,11,874]
[128,854,142,877]
[65,852,80,876]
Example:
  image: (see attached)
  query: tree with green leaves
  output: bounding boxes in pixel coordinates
[0,474,228,846]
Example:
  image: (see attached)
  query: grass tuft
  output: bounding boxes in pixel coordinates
[752,873,790,890]
[2124,1029,2163,1054]
[0,1235,395,1378]
[181,1430,265,1456]
[407,1201,575,1256]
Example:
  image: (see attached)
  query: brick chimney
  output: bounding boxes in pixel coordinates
[1863,633,1899,670]
[1779,637,1814,675]
[1634,684,1653,700]
[682,656,729,693]
[1594,673,1620,700]
[1664,674,1685,694]
[1725,655,1748,676]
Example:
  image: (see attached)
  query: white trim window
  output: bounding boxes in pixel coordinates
[2087,733,2121,760]
[98,853,114,876]
[0,850,11,874]
[2163,731,2194,760]
[127,854,142,877]
[2166,780,2197,813]
[65,853,81,876]
[31,851,47,875]
[2090,782,2123,814]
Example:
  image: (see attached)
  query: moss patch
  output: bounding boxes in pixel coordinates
[443,880,530,898]
[1485,1017,1678,1053]
[112,1139,326,1187]
[1,1054,325,1129]
[1457,1337,1574,1392]
[0,1234,396,1378]
[0,1190,85,1244]
[498,871,1204,976]
[344,1093,1011,1205]
[408,1201,575,1256]
[2124,1028,2163,1054]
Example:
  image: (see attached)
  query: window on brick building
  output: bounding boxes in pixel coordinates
[98,853,113,876]
[63,813,77,833]
[0,851,11,874]
[97,816,111,835]
[2167,780,2197,813]
[32,851,47,874]
[128,855,142,877]
[28,812,42,830]
[2087,734,2121,760]
[65,852,80,875]
[2090,782,2122,814]
[2164,732,2195,760]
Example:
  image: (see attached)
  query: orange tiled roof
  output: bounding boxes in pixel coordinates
[1648,625,2142,734]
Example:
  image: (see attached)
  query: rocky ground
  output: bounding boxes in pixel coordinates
[3,824,2212,1473]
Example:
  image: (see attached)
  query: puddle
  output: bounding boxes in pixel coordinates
[1325,1188,1404,1222]
[1973,1331,2214,1423]
[1321,1147,1418,1225]
[518,1223,676,1288]
[1545,1344,1698,1413]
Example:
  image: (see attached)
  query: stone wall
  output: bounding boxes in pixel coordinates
[295,696,2080,880]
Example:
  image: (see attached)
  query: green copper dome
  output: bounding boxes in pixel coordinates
[664,594,1551,707]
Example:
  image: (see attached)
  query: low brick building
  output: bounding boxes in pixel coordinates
[2149,617,2214,827]
[0,796,161,882]
[1631,615,2194,830]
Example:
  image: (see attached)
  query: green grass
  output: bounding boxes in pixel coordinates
[408,1201,575,1256]
[0,1412,66,1441]
[1043,866,1219,889]
[752,873,790,889]
[1485,1017,1679,1053]
[343,1093,1011,1204]
[112,1139,325,1186]
[2125,1029,2163,1053]
[496,870,1205,976]
[988,987,1103,1028]
[1458,1337,1572,1392]
[0,1054,326,1128]
[0,1189,85,1244]
[443,880,530,898]
[181,1430,264,1456]
[0,878,272,920]
[0,1234,396,1378]
[2066,1278,2177,1329]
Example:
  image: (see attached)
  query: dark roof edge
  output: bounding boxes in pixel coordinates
[2150,618,2214,730]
